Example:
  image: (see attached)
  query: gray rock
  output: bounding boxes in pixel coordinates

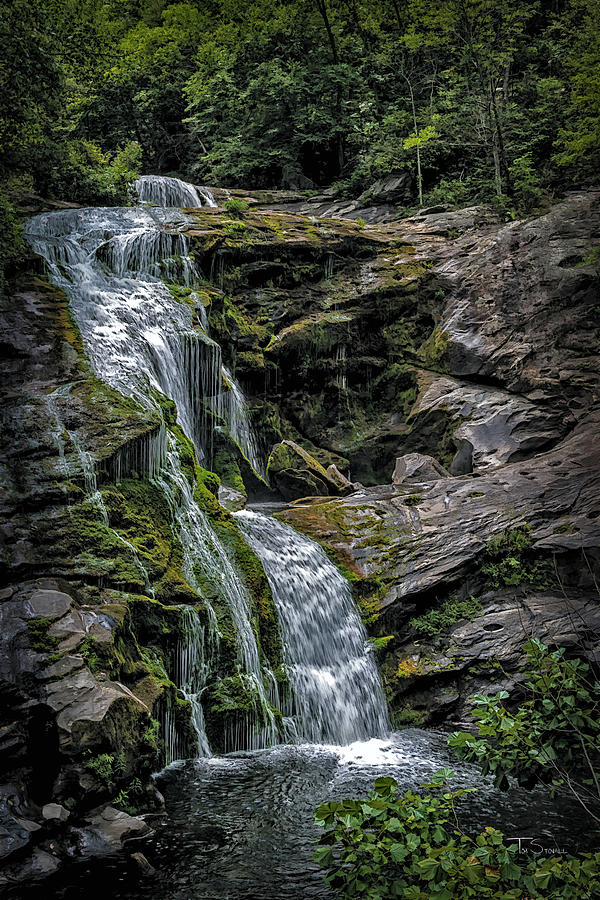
[268,440,351,499]
[392,453,449,484]
[281,410,600,605]
[0,788,41,861]
[326,464,355,495]
[413,374,570,473]
[42,803,70,822]
[448,592,600,668]
[359,173,414,205]
[130,851,156,876]
[77,806,151,856]
[0,848,60,884]
[27,589,72,620]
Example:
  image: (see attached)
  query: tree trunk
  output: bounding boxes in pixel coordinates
[402,72,423,205]
[315,0,339,63]
[489,80,512,194]
[314,0,344,174]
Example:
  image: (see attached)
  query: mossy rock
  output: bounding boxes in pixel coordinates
[267,439,347,500]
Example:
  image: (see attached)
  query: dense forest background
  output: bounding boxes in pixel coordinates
[2,0,599,285]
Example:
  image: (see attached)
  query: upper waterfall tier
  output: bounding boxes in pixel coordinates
[25,206,262,472]
[235,510,390,745]
[134,174,217,208]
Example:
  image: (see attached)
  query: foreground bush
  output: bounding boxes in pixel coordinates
[315,772,600,899]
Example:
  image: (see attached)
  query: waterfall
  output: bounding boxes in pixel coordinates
[173,606,215,758]
[26,207,261,471]
[154,441,279,752]
[235,510,390,745]
[27,197,387,762]
[107,423,167,484]
[336,343,348,391]
[27,205,275,759]
[44,387,156,595]
[134,174,217,209]
[324,251,335,279]
[221,366,265,476]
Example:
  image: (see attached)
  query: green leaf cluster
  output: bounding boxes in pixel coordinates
[480,525,547,589]
[410,595,481,637]
[314,771,600,898]
[449,639,600,808]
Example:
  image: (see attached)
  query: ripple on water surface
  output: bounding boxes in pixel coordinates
[11,729,594,900]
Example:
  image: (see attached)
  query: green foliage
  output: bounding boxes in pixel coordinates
[368,635,394,653]
[84,752,115,788]
[1,0,598,239]
[27,618,59,653]
[224,198,249,217]
[0,184,26,289]
[223,220,249,240]
[449,639,600,815]
[79,637,102,673]
[314,771,600,899]
[410,596,481,637]
[58,140,143,205]
[113,777,144,815]
[553,0,600,181]
[481,525,546,589]
[508,153,547,214]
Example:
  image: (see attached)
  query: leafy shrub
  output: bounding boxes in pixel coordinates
[410,595,480,637]
[55,140,142,206]
[26,618,59,653]
[0,181,26,289]
[223,219,248,234]
[449,639,600,810]
[368,635,394,653]
[113,777,144,815]
[508,153,547,214]
[84,752,115,787]
[480,525,546,589]
[224,197,249,217]
[314,770,600,899]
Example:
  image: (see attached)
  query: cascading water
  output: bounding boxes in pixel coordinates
[222,366,265,477]
[44,385,156,595]
[26,204,262,470]
[235,510,390,745]
[172,606,215,759]
[154,442,279,752]
[26,183,275,758]
[134,174,217,209]
[26,178,386,764]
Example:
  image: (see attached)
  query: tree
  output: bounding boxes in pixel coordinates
[553,0,600,180]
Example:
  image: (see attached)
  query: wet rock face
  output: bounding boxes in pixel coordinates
[392,453,449,485]
[275,189,600,725]
[0,580,157,887]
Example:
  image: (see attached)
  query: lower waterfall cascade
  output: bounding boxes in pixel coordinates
[236,510,390,745]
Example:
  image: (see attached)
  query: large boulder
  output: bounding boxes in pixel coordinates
[392,453,449,485]
[359,173,414,205]
[267,440,354,500]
